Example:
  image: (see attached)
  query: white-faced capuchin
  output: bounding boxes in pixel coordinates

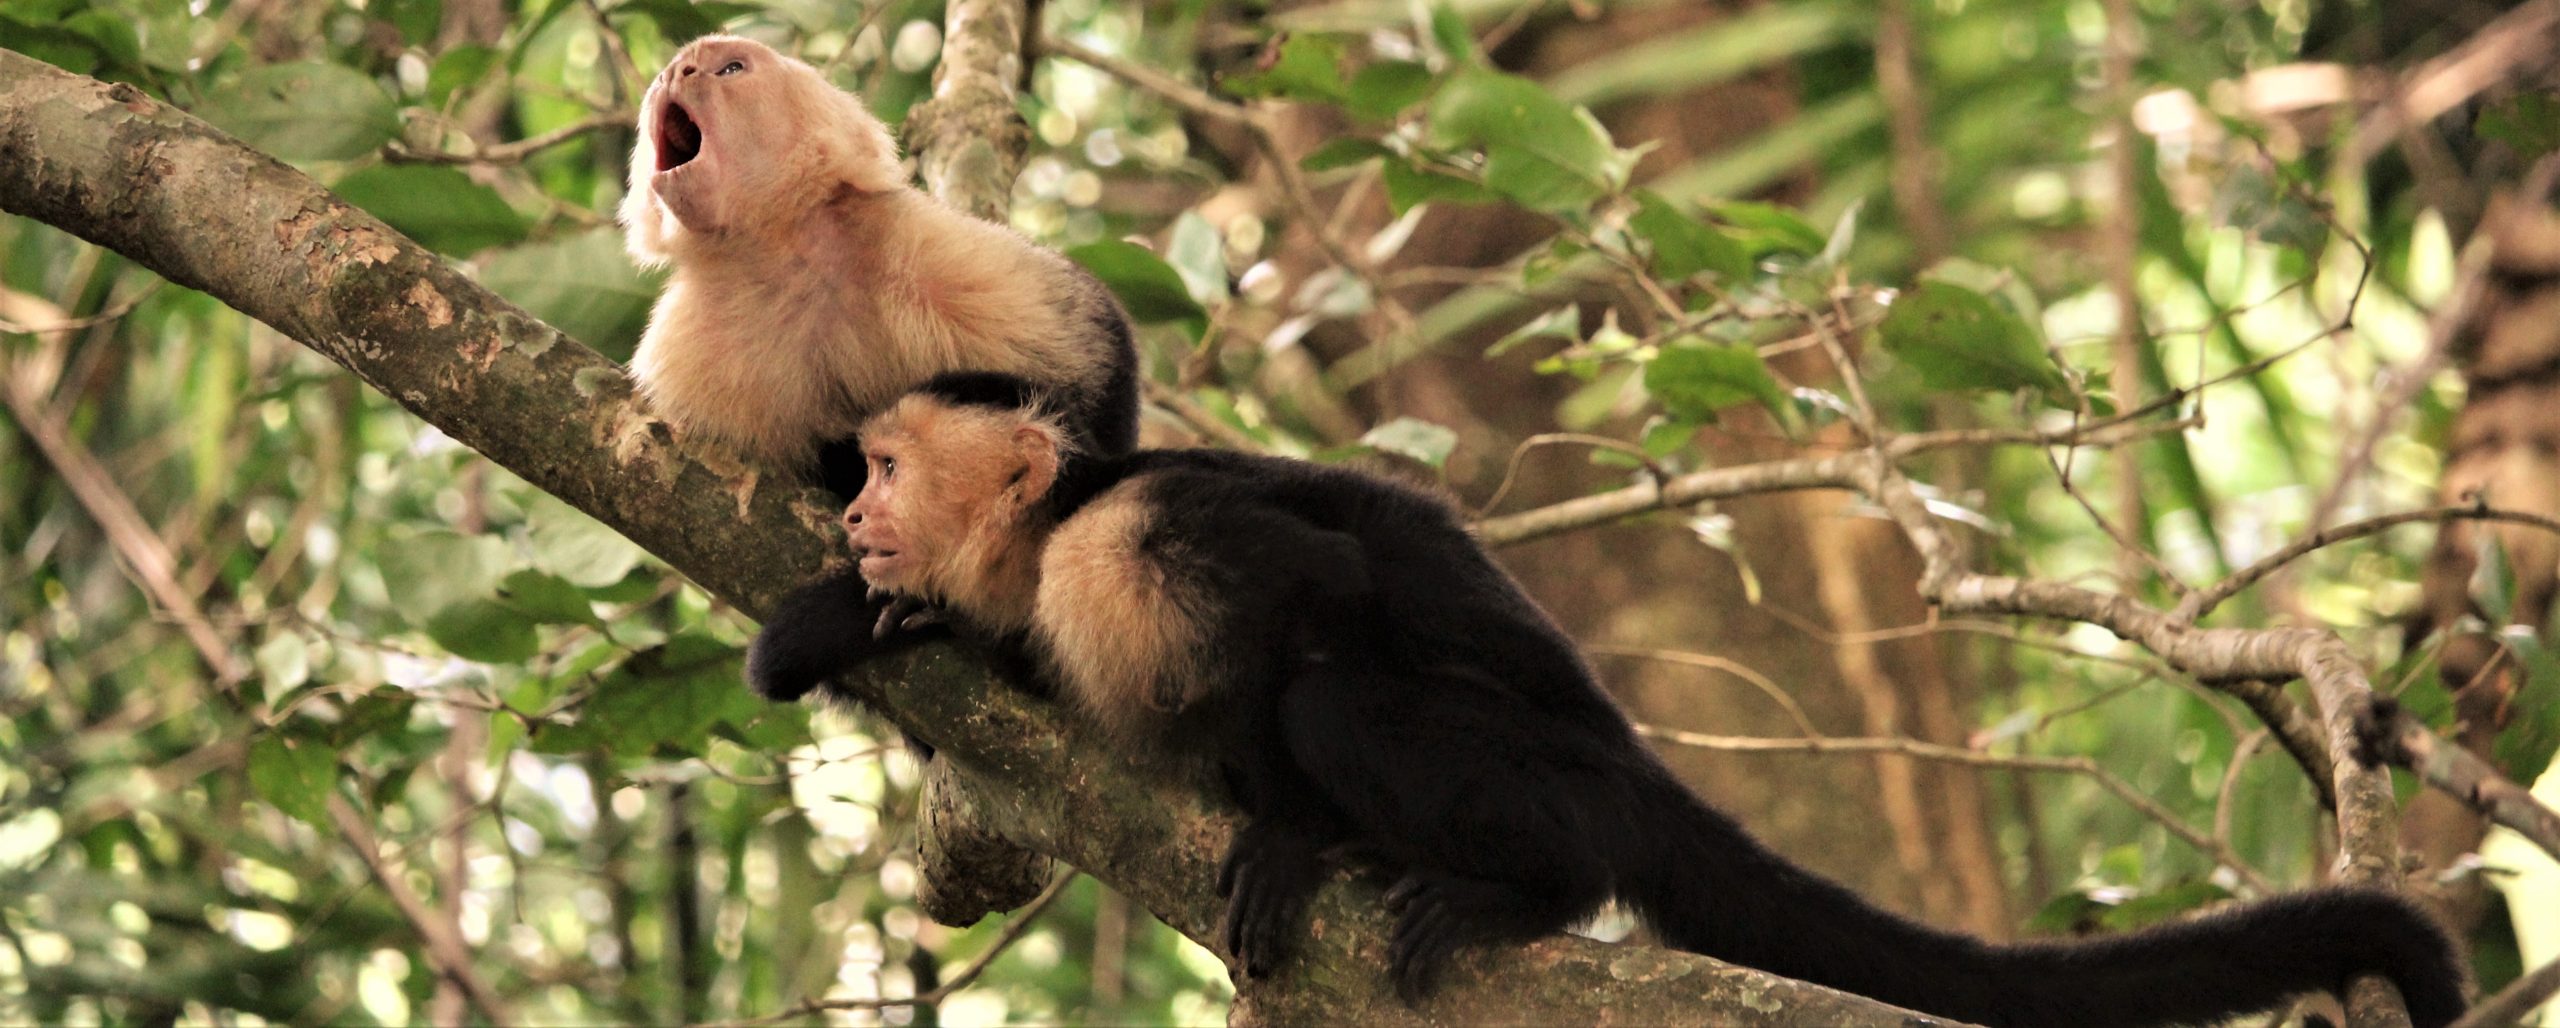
[748,374,2469,1028]
[620,35,1138,504]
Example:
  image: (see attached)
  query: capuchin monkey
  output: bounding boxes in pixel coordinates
[749,375,2470,1028]
[620,35,1138,502]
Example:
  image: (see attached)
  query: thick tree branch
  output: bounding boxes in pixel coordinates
[0,48,1940,1026]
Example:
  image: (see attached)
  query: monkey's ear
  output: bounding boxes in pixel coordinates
[1011,425,1061,501]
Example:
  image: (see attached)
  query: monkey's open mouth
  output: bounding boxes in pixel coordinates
[656,102,703,172]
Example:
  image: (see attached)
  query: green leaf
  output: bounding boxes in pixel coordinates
[57,11,139,73]
[1639,417,1696,458]
[526,494,647,589]
[1644,337,1788,421]
[533,634,752,758]
[256,632,311,692]
[499,569,603,627]
[1706,200,1827,256]
[1630,191,1749,282]
[606,0,757,44]
[1346,61,1436,121]
[1428,69,1615,212]
[1486,304,1581,359]
[387,0,442,45]
[1165,212,1230,305]
[200,62,400,162]
[1381,160,1498,214]
[2497,633,2560,784]
[1226,34,1348,102]
[1301,138,1393,172]
[332,165,527,257]
[2477,94,2560,161]
[1878,282,2069,399]
[377,530,512,628]
[480,228,659,360]
[334,688,419,747]
[1425,4,1478,69]
[247,735,338,827]
[1067,240,1209,340]
[0,19,116,78]
[2099,880,2231,932]
[1360,417,1457,468]
[427,598,541,664]
[427,46,501,106]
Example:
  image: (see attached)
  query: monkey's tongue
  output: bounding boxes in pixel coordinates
[657,102,703,171]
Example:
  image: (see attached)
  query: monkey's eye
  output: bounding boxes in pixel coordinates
[879,456,896,479]
[716,59,746,76]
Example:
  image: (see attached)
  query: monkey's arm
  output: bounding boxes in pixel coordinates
[745,568,929,701]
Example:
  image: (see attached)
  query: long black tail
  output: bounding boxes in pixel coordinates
[1615,767,2466,1028]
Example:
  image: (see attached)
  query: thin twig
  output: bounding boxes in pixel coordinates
[2448,951,2560,1028]
[1142,379,1266,453]
[705,871,1080,1026]
[329,793,513,1023]
[0,280,161,334]
[2360,701,2560,865]
[387,111,632,166]
[1587,644,1822,738]
[1472,414,2199,547]
[2180,503,2560,622]
[1635,725,2275,893]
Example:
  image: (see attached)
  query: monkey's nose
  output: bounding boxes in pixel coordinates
[679,63,698,77]
[842,508,863,529]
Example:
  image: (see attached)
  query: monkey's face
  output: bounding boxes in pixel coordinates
[621,35,905,257]
[844,399,1064,603]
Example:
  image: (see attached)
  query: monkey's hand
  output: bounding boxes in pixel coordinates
[1216,819,1330,979]
[868,586,950,641]
[747,573,945,702]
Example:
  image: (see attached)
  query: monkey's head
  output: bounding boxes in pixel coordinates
[621,35,907,263]
[843,387,1072,616]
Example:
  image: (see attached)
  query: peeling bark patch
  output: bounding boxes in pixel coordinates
[793,494,847,537]
[571,365,631,400]
[607,406,683,486]
[460,331,501,370]
[104,82,149,112]
[405,280,453,329]
[1606,948,1696,984]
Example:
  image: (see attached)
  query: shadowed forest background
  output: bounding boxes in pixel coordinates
[2,0,2558,1023]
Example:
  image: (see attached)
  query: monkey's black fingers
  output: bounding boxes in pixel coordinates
[1389,892,1460,1003]
[899,607,946,633]
[1383,875,1424,913]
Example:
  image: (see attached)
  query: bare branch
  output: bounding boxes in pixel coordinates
[2182,503,2560,622]
[329,793,512,1024]
[386,111,632,166]
[707,873,1081,1026]
[2449,952,2560,1028]
[1637,725,2276,893]
[2359,702,2560,865]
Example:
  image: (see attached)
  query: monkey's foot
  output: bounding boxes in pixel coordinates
[1217,821,1328,978]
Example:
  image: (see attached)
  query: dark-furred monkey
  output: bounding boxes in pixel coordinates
[753,375,2467,1028]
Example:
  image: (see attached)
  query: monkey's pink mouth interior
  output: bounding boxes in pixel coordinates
[656,102,703,172]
